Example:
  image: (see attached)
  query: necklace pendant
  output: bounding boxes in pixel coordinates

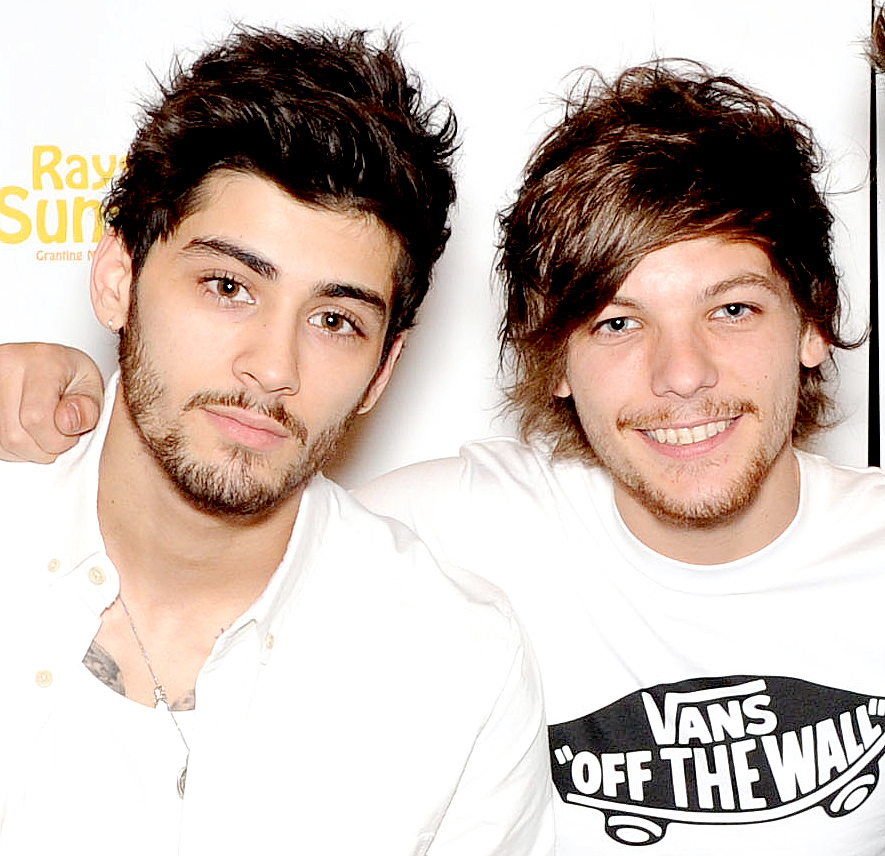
[177,764,187,798]
[154,686,168,710]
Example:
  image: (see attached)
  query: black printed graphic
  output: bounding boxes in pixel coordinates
[549,675,885,846]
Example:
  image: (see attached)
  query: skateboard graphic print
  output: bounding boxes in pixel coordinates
[549,675,885,846]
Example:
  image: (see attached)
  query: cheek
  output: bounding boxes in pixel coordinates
[298,342,384,409]
[568,346,646,406]
[738,343,803,408]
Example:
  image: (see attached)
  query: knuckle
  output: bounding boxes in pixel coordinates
[0,421,30,452]
[18,401,46,431]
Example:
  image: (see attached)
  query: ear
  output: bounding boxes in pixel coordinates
[358,333,406,415]
[799,323,829,369]
[90,230,133,330]
[554,373,572,398]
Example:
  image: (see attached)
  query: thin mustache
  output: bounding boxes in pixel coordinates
[184,390,308,443]
[617,400,759,431]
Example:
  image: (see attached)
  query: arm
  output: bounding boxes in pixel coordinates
[358,457,555,854]
[430,613,554,856]
[0,343,104,462]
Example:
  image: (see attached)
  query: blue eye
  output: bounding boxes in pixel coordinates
[595,316,639,334]
[714,303,753,320]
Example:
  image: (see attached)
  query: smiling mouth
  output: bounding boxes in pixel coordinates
[644,418,736,446]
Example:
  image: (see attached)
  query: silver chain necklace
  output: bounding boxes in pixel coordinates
[118,594,190,798]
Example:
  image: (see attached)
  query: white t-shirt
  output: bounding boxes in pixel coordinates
[0,387,553,856]
[356,437,885,855]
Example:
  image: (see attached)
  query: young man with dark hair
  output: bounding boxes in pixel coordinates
[0,28,553,854]
[4,59,885,854]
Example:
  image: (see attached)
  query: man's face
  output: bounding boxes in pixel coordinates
[106,171,400,516]
[556,236,827,534]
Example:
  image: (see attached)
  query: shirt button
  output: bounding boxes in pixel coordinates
[88,566,106,586]
[35,670,53,688]
[47,558,60,573]
[264,633,275,650]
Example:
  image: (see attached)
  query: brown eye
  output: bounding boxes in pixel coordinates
[308,311,359,336]
[207,276,253,304]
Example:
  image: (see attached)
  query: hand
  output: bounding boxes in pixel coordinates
[0,342,103,463]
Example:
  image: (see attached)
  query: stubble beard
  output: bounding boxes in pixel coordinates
[615,443,780,530]
[118,305,357,518]
[592,398,796,530]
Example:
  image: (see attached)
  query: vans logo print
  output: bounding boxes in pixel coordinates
[548,675,885,846]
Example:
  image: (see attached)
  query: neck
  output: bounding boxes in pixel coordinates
[97,389,302,614]
[613,446,801,565]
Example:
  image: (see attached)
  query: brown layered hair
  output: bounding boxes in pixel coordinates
[498,60,856,462]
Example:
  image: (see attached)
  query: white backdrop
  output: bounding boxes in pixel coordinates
[0,0,871,486]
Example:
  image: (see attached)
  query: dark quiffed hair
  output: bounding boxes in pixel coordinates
[498,60,858,462]
[104,27,458,356]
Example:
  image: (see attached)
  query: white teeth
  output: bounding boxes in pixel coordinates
[646,419,733,446]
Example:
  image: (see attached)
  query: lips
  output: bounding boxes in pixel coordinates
[644,418,735,446]
[201,405,293,452]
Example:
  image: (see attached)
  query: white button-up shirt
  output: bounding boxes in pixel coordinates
[0,377,553,855]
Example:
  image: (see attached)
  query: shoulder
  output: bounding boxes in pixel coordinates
[797,449,885,502]
[309,474,524,641]
[796,449,885,535]
[0,440,91,520]
[0,377,113,524]
[353,436,561,513]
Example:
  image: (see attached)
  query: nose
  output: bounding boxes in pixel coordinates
[231,318,300,396]
[650,325,718,399]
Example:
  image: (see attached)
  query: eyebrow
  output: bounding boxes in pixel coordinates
[181,237,279,280]
[314,282,389,320]
[607,272,784,311]
[700,273,784,300]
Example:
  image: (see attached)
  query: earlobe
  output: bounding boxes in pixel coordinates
[799,324,829,369]
[90,230,134,329]
[554,375,572,398]
[357,333,406,415]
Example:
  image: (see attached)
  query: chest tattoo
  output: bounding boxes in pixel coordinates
[82,640,196,710]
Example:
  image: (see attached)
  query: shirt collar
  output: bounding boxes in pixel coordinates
[223,474,336,663]
[43,372,121,615]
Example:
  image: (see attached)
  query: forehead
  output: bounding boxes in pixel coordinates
[164,171,400,300]
[612,237,792,303]
[614,237,790,305]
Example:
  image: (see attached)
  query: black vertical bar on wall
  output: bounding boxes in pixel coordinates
[870,3,881,466]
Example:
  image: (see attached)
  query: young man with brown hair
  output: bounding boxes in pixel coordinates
[356,62,885,854]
